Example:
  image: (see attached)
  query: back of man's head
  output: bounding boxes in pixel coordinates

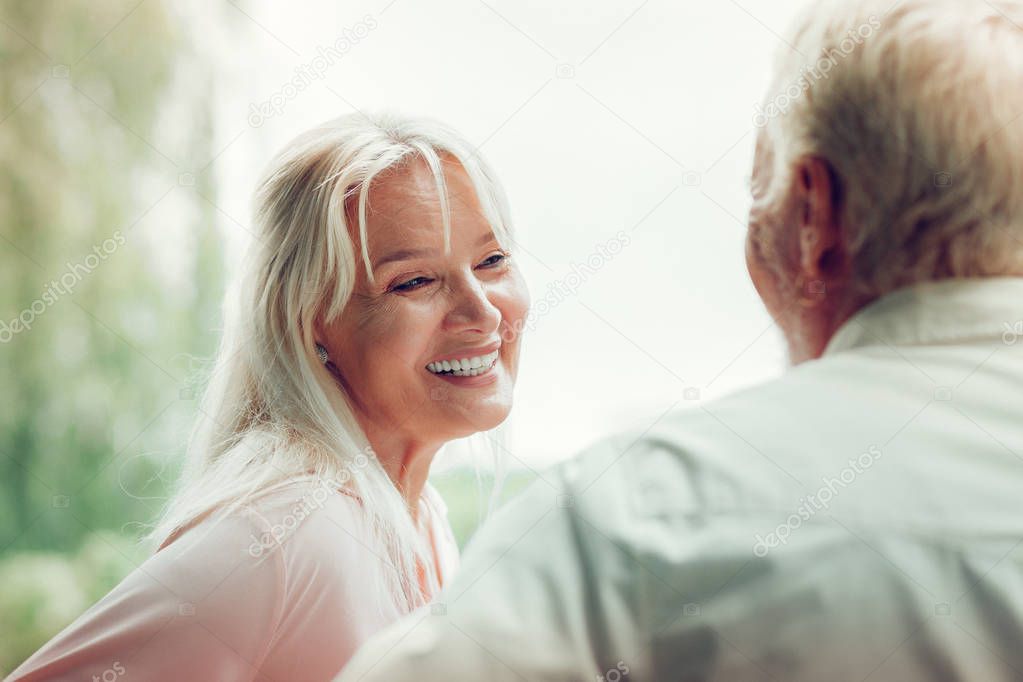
[754,0,1023,300]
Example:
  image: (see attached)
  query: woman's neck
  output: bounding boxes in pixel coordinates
[364,426,440,522]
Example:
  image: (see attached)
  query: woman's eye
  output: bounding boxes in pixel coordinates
[477,253,507,269]
[391,276,433,293]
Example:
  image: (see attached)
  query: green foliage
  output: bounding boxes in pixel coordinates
[0,0,222,555]
[1,0,223,671]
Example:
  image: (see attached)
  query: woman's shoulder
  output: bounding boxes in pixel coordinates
[229,477,460,602]
[246,479,459,596]
[240,477,371,561]
[243,478,405,602]
[152,477,377,611]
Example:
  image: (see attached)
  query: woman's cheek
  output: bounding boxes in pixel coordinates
[501,270,531,332]
[491,275,529,361]
[378,299,444,364]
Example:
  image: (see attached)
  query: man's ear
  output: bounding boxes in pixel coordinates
[794,155,844,281]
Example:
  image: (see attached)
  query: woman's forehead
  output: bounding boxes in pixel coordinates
[356,159,490,255]
[371,155,479,214]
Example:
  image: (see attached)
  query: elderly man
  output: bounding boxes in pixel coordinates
[341,0,1023,679]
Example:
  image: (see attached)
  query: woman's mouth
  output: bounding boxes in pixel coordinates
[426,349,500,377]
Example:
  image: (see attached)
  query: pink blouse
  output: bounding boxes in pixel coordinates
[7,480,459,682]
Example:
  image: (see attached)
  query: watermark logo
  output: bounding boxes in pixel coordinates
[246,449,372,558]
[555,63,576,79]
[91,661,125,682]
[753,445,882,557]
[0,230,126,343]
[247,477,346,557]
[500,230,632,343]
[248,15,378,127]
[596,660,630,682]
[753,16,881,128]
[1003,320,1023,346]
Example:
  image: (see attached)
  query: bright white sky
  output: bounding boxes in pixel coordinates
[203,0,815,467]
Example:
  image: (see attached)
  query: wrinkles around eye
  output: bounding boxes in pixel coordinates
[386,252,511,294]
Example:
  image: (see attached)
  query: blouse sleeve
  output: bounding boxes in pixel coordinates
[8,508,286,682]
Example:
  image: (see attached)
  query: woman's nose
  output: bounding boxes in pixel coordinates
[445,277,501,334]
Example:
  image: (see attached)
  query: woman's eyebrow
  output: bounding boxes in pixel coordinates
[373,230,500,269]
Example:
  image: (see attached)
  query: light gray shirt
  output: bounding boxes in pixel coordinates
[340,277,1023,681]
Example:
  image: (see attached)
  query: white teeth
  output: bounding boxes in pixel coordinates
[427,350,500,376]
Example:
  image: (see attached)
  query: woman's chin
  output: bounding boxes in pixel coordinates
[423,367,515,430]
[436,399,513,439]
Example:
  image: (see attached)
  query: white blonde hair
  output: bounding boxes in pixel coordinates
[755,0,1023,297]
[149,111,513,610]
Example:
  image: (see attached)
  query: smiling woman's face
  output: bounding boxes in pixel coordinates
[321,156,529,451]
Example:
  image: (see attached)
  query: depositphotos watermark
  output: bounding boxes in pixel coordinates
[752,445,882,557]
[248,476,346,558]
[753,15,881,128]
[1003,320,1023,345]
[0,230,126,343]
[247,450,372,558]
[92,661,126,682]
[596,660,631,682]
[248,15,378,128]
[500,230,632,342]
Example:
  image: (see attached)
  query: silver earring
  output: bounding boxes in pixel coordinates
[316,343,329,365]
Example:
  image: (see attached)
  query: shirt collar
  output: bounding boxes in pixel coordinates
[823,277,1023,356]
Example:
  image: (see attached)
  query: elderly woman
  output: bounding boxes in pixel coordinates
[10,113,529,681]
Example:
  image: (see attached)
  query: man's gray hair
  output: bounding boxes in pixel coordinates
[755,0,1023,297]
